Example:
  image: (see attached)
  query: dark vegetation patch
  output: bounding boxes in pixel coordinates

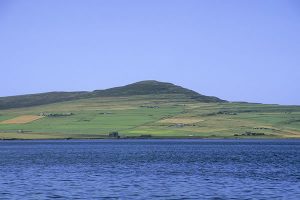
[253,127,278,131]
[108,131,120,138]
[139,134,152,138]
[99,112,113,115]
[140,105,160,108]
[40,112,74,117]
[216,111,237,115]
[234,131,265,136]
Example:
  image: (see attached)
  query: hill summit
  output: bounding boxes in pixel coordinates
[0,80,225,109]
[93,80,224,102]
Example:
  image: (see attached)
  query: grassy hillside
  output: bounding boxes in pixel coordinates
[93,80,225,102]
[0,93,299,139]
[0,80,225,109]
[0,91,88,110]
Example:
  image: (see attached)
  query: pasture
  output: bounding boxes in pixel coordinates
[0,94,299,139]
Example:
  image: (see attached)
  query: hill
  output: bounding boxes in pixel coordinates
[0,81,299,139]
[93,81,224,102]
[0,80,225,109]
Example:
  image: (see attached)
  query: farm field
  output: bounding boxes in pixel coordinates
[0,115,44,124]
[0,94,299,139]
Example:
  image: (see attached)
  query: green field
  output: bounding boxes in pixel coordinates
[0,93,299,139]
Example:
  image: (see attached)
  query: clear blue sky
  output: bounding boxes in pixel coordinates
[0,0,299,105]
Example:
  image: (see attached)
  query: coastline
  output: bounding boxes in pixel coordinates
[1,135,300,141]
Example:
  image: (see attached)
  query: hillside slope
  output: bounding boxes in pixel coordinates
[0,80,225,109]
[0,94,299,139]
[93,81,224,102]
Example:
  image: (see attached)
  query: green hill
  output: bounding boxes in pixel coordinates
[0,80,225,109]
[0,81,299,139]
[93,80,224,102]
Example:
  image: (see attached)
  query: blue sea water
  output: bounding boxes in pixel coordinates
[0,139,299,199]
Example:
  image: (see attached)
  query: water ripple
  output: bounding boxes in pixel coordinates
[0,139,300,199]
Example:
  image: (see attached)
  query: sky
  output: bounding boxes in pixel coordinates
[0,0,299,105]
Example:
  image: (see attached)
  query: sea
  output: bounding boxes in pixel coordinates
[0,139,299,199]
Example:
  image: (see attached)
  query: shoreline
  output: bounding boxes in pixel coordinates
[1,136,300,141]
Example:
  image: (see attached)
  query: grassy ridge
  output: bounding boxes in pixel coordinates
[0,81,225,109]
[0,94,299,139]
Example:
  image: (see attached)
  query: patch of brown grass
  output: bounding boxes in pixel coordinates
[0,115,44,124]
